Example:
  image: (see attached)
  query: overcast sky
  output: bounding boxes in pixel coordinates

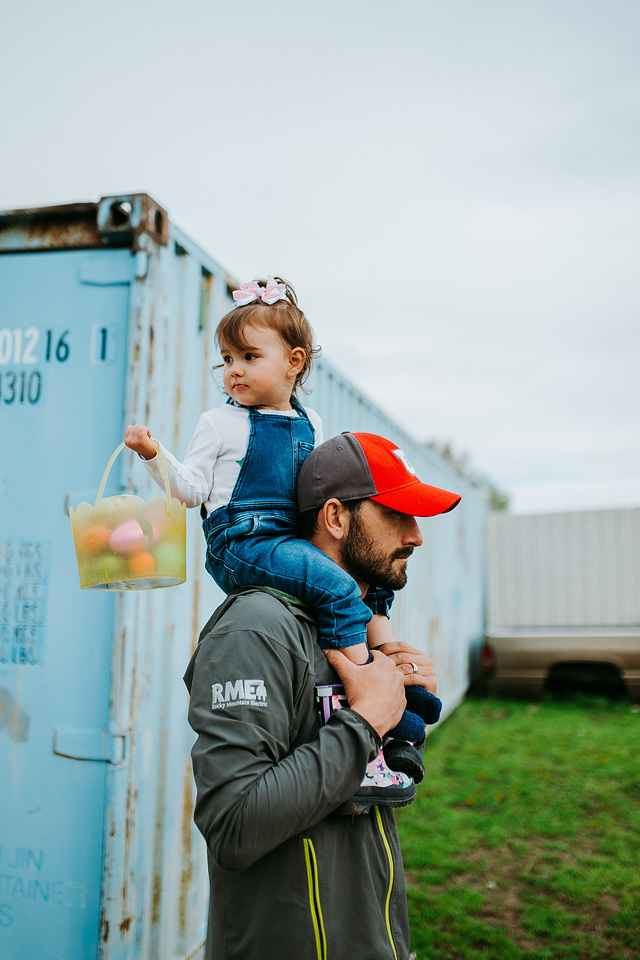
[2,0,639,513]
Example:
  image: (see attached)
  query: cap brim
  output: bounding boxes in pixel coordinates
[372,481,461,517]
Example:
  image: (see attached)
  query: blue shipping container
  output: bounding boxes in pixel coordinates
[0,195,488,960]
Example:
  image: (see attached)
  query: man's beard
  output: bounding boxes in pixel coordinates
[340,505,413,591]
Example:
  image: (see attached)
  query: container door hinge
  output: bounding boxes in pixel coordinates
[53,728,127,764]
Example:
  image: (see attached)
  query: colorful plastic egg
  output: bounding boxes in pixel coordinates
[152,541,186,577]
[79,524,111,555]
[109,520,148,555]
[128,551,157,578]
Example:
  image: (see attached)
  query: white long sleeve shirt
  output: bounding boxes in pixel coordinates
[143,401,323,518]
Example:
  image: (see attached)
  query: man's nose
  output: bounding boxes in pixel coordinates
[403,516,423,547]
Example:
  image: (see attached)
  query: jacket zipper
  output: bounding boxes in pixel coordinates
[374,806,399,960]
[303,838,327,960]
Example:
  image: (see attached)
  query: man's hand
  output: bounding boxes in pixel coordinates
[124,424,157,461]
[371,641,437,695]
[324,649,406,738]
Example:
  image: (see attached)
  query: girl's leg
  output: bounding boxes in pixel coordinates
[364,612,444,780]
[367,613,443,729]
[363,585,395,617]
[387,708,428,743]
[404,684,443,725]
[366,613,394,650]
[316,681,416,814]
[384,678,443,781]
[341,611,397,666]
[221,533,432,796]
[222,535,420,805]
[341,641,371,665]
[221,534,372,649]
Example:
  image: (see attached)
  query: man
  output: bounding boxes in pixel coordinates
[184,432,461,960]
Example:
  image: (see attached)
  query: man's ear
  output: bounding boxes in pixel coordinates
[321,498,349,541]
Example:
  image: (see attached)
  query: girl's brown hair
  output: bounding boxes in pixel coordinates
[215,277,320,392]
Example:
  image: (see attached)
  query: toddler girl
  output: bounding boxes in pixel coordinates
[125,276,436,802]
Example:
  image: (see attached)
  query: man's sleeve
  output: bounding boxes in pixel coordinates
[187,626,379,872]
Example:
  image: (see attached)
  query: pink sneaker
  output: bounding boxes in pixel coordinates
[337,749,416,815]
[316,684,417,814]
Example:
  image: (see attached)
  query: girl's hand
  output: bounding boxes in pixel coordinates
[124,424,157,461]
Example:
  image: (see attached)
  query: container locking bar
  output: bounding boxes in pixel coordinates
[53,728,126,764]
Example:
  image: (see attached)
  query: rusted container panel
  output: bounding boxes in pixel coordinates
[0,196,222,960]
[99,219,232,960]
[0,195,488,960]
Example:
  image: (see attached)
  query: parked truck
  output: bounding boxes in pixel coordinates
[484,507,640,701]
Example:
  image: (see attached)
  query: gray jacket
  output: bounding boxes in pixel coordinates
[184,587,410,960]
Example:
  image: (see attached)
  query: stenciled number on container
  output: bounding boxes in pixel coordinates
[0,371,42,405]
[44,329,70,363]
[0,541,48,666]
[0,328,70,366]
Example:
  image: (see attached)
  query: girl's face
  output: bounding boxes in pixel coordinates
[219,323,305,410]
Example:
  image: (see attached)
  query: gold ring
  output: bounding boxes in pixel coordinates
[409,662,419,675]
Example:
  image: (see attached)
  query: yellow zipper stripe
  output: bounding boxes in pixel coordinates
[303,838,324,960]
[307,839,327,960]
[374,806,399,960]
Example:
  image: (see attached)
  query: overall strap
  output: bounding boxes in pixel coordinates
[227,397,314,512]
[289,393,310,421]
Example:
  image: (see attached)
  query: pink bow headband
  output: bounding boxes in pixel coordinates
[232,276,287,307]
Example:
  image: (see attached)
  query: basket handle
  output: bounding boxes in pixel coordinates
[94,441,174,515]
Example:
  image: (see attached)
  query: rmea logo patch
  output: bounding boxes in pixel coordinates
[211,678,268,710]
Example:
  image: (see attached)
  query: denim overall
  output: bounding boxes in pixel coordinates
[201,397,439,740]
[201,397,389,648]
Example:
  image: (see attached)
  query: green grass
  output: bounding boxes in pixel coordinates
[397,692,640,959]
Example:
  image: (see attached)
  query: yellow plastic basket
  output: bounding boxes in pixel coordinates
[70,441,186,590]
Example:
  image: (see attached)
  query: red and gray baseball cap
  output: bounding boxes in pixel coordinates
[297,432,461,517]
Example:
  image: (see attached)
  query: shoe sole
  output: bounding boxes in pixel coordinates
[336,784,417,815]
[383,743,425,784]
